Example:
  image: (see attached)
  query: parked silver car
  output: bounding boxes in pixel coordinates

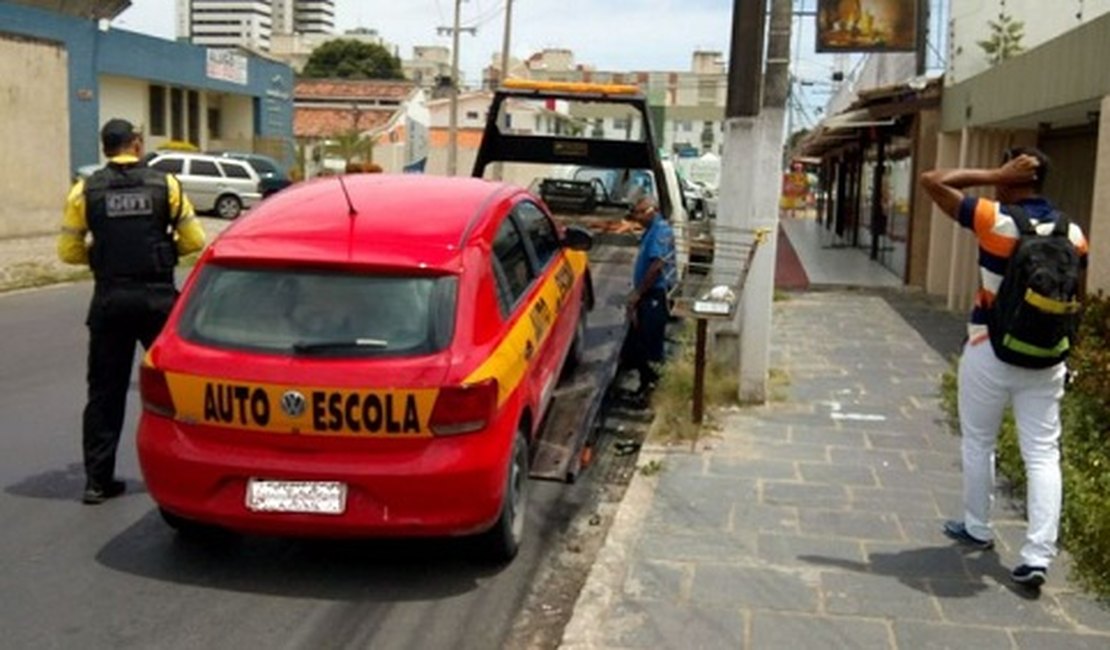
[147,153,262,219]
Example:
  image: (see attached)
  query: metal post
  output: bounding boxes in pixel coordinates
[693,318,708,426]
[869,134,886,260]
[447,0,462,176]
[915,0,929,76]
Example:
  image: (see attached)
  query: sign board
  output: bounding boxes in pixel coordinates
[206,49,249,85]
[816,0,918,52]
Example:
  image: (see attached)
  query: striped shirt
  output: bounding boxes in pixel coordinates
[958,196,1089,342]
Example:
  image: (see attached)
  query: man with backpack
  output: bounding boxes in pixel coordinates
[920,147,1088,588]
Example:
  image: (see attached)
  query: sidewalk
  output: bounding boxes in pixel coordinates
[0,217,231,294]
[778,216,903,289]
[561,290,1110,643]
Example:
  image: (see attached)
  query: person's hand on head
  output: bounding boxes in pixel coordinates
[997,153,1039,186]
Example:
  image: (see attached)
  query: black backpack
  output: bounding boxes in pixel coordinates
[988,206,1081,369]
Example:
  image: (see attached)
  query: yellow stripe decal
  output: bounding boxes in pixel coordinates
[464,250,587,406]
[1024,289,1080,315]
[165,372,438,437]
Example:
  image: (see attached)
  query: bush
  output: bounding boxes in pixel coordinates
[940,293,1110,597]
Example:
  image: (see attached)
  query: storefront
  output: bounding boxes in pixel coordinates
[799,79,941,285]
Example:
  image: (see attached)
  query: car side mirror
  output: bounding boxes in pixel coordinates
[562,225,593,252]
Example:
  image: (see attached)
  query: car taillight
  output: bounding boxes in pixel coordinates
[429,379,499,436]
[140,364,176,418]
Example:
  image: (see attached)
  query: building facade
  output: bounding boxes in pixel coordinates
[0,1,294,238]
[932,3,1110,302]
[176,0,334,52]
[800,3,1110,301]
[491,48,729,158]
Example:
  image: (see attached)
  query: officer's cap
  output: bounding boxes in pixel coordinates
[100,119,140,152]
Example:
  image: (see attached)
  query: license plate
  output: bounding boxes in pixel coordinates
[246,479,347,515]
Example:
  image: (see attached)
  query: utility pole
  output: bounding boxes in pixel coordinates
[716,0,793,404]
[499,0,513,83]
[489,0,514,181]
[725,0,765,118]
[438,0,476,176]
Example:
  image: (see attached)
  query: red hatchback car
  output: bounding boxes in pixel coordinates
[137,174,593,561]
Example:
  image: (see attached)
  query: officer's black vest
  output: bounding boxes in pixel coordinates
[84,163,176,282]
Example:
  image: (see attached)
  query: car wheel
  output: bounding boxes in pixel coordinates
[215,194,243,219]
[478,428,529,563]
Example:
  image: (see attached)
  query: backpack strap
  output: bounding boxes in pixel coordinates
[1005,204,1036,235]
[1048,210,1070,238]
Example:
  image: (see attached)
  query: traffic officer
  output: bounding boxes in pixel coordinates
[58,118,205,504]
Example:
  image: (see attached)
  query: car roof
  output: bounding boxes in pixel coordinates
[208,174,520,272]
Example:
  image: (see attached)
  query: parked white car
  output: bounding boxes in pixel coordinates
[147,153,262,219]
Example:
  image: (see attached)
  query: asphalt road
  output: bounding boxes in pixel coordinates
[0,278,620,650]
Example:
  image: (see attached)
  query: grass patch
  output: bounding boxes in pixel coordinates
[940,294,1110,598]
[1,253,204,295]
[1,261,91,293]
[638,459,665,476]
[648,322,741,445]
[768,367,791,402]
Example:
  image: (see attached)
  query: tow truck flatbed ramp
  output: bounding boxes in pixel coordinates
[530,246,634,482]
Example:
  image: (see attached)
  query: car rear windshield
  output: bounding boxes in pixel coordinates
[177,265,458,357]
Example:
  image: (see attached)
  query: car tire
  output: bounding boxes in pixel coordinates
[215,194,243,219]
[478,428,529,563]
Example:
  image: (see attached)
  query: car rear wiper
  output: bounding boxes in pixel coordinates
[292,338,389,353]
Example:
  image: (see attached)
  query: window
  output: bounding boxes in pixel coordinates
[247,158,277,175]
[491,217,535,313]
[177,266,458,356]
[466,110,480,120]
[218,161,251,179]
[515,202,560,269]
[613,117,630,132]
[207,107,222,139]
[149,85,166,136]
[150,157,183,174]
[170,88,184,141]
[187,90,200,146]
[190,159,221,177]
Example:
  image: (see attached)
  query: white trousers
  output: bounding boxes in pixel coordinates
[957,340,1065,568]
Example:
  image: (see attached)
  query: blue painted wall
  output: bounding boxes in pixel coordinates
[0,1,293,170]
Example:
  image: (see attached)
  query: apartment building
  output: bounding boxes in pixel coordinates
[487,48,728,157]
[177,0,334,52]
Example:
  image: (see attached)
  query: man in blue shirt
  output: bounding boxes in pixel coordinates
[622,197,676,402]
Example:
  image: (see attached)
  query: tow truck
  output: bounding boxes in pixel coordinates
[472,79,707,481]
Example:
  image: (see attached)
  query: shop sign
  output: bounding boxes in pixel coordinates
[816,0,918,52]
[207,49,248,85]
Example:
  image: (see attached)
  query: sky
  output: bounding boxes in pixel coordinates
[111,1,925,132]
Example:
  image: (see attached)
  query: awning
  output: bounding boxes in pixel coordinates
[820,109,898,131]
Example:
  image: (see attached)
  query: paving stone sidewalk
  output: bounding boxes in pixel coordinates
[561,290,1110,649]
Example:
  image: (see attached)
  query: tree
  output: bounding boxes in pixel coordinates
[977,13,1025,65]
[326,131,375,167]
[302,39,404,80]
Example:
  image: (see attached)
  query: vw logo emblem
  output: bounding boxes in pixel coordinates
[280,390,306,418]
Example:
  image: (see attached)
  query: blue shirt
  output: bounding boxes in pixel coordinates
[634,213,676,292]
